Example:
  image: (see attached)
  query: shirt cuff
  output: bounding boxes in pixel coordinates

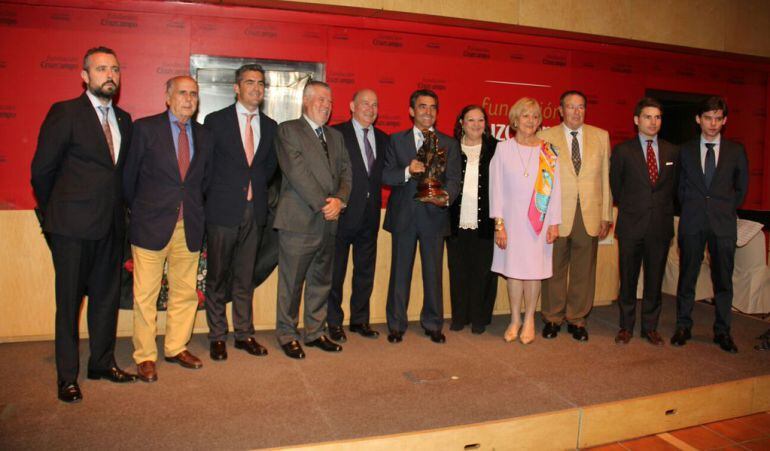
[404,166,411,182]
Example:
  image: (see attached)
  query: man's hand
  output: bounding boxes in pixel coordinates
[546,225,559,244]
[322,197,343,221]
[409,159,425,176]
[599,220,611,240]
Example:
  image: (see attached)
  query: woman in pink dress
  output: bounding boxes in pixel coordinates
[490,97,561,344]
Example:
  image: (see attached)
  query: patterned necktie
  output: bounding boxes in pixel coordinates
[244,113,256,200]
[646,139,658,185]
[316,126,329,161]
[363,127,375,175]
[704,143,716,188]
[570,130,581,175]
[98,106,116,165]
[176,121,190,221]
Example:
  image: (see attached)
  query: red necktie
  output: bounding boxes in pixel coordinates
[646,139,658,185]
[176,121,190,221]
[244,113,256,201]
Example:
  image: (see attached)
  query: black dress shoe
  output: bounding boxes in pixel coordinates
[305,335,343,352]
[567,324,589,341]
[328,325,347,343]
[57,381,82,403]
[235,336,268,356]
[758,329,770,340]
[349,323,379,338]
[210,340,228,360]
[449,322,464,331]
[542,322,561,339]
[670,327,691,346]
[714,334,738,353]
[423,328,446,344]
[387,330,403,343]
[643,330,665,346]
[87,365,138,383]
[471,325,486,335]
[281,340,305,359]
[615,329,632,344]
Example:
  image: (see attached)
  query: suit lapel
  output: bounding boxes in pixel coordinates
[630,139,651,183]
[345,121,369,179]
[227,106,250,168]
[161,115,183,183]
[711,137,730,186]
[299,120,332,189]
[115,107,130,166]
[655,142,673,188]
[552,126,574,178]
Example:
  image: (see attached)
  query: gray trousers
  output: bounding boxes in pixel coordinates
[276,228,335,345]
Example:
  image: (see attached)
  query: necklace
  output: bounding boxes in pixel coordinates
[516,141,534,177]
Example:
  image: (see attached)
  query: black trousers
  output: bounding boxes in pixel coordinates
[617,235,670,334]
[676,229,736,335]
[205,207,263,342]
[327,219,379,327]
[50,224,122,383]
[386,223,445,333]
[446,229,497,329]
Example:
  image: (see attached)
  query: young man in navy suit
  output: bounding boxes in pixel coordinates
[203,64,278,361]
[32,46,137,403]
[610,97,679,346]
[673,96,748,353]
[326,89,389,343]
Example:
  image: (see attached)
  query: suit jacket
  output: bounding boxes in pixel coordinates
[678,137,748,239]
[332,120,389,232]
[123,111,212,252]
[610,137,679,240]
[31,92,132,240]
[449,136,497,239]
[273,118,352,236]
[537,123,612,237]
[204,104,278,228]
[382,128,461,236]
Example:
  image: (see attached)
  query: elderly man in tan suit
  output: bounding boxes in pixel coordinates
[537,90,612,341]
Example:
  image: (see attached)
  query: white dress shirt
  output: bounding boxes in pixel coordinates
[700,134,721,172]
[562,123,583,160]
[352,118,376,172]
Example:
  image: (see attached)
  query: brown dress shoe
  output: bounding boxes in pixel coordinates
[615,329,632,344]
[137,361,158,382]
[164,350,203,369]
[644,330,665,346]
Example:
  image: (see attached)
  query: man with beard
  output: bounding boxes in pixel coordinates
[32,46,137,403]
[382,89,461,344]
[273,81,352,359]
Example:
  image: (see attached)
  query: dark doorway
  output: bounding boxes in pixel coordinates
[646,89,712,145]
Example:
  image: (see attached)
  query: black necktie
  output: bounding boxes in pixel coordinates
[571,131,581,175]
[315,126,329,162]
[704,143,716,188]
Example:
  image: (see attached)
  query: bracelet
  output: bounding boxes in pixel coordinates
[494,218,504,226]
[494,224,504,231]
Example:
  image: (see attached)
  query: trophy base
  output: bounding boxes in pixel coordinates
[415,180,448,206]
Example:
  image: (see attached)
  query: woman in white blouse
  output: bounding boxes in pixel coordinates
[446,105,499,334]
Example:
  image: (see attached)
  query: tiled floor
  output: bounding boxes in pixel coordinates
[588,412,770,450]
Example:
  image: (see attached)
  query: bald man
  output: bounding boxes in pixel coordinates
[326,89,389,342]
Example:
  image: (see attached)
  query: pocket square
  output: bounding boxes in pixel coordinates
[665,162,673,166]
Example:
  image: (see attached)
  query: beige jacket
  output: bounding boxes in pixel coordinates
[537,123,612,237]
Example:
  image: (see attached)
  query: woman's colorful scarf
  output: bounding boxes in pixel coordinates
[527,140,558,234]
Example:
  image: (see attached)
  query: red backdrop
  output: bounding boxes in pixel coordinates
[0,0,768,210]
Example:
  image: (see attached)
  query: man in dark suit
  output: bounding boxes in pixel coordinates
[672,96,748,353]
[382,89,461,344]
[610,97,679,346]
[326,89,389,343]
[203,64,277,361]
[124,76,211,381]
[31,46,137,403]
[274,81,352,359]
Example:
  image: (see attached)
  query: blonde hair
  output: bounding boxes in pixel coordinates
[508,97,542,131]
